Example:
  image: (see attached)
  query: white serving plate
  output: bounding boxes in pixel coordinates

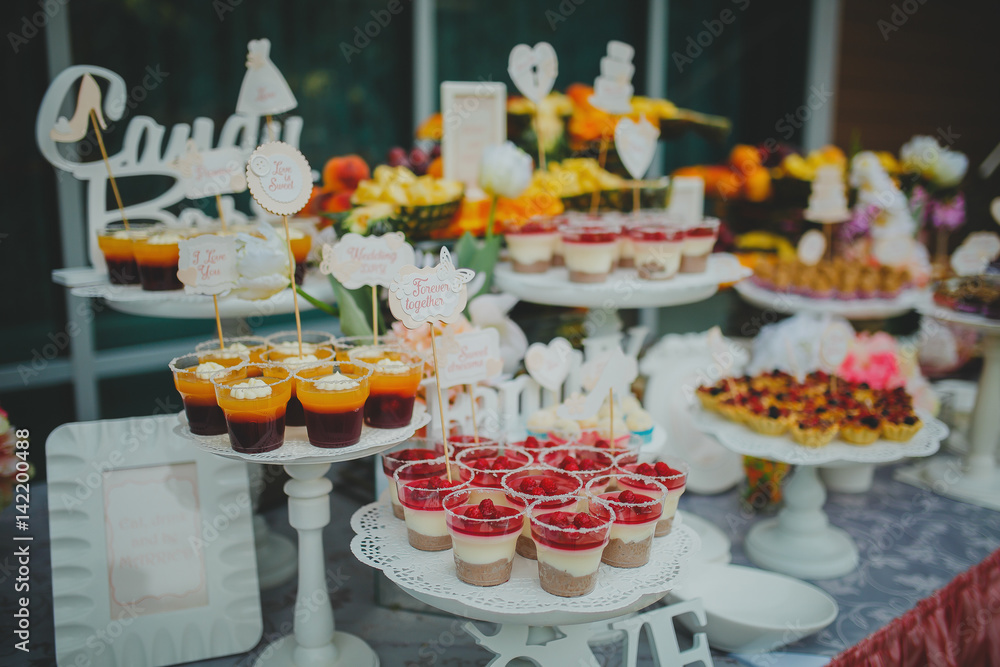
[668,563,838,654]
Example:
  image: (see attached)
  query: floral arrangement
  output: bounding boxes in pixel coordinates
[0,407,32,512]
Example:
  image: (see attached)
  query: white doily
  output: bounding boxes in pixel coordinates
[173,407,430,464]
[693,408,945,466]
[349,502,700,624]
[735,281,923,319]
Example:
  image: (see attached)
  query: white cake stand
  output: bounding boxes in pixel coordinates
[914,302,1000,509]
[350,502,699,664]
[175,408,430,667]
[694,408,945,579]
[734,281,923,320]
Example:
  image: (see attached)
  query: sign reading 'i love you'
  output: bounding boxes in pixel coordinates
[388,247,475,329]
[177,235,239,296]
[245,141,311,216]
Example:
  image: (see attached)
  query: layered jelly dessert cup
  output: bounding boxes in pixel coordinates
[561,224,622,283]
[381,439,447,519]
[333,333,397,365]
[265,330,336,356]
[529,494,615,597]
[348,345,424,429]
[170,351,248,436]
[444,434,499,462]
[294,361,373,448]
[455,445,532,502]
[588,475,665,568]
[630,225,685,281]
[263,346,335,428]
[500,468,583,559]
[504,218,561,273]
[539,446,616,494]
[212,363,293,454]
[133,229,188,291]
[394,465,469,551]
[275,223,312,285]
[680,217,720,274]
[196,335,268,366]
[96,223,158,285]
[444,490,525,587]
[509,435,559,462]
[616,457,689,537]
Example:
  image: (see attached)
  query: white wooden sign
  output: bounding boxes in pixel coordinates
[614,116,660,180]
[246,141,312,216]
[177,235,239,296]
[388,247,474,329]
[797,230,827,266]
[320,232,416,289]
[171,140,248,199]
[441,81,507,195]
[525,337,574,392]
[437,329,503,388]
[235,38,297,117]
[507,42,558,104]
[558,348,636,420]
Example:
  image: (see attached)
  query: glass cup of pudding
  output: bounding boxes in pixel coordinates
[500,468,583,560]
[264,331,336,427]
[587,474,665,568]
[444,489,525,587]
[273,223,313,285]
[294,361,373,448]
[134,228,189,291]
[680,217,720,274]
[96,222,159,285]
[170,351,248,436]
[212,362,294,454]
[630,224,685,280]
[539,445,616,495]
[616,456,689,537]
[196,335,268,366]
[503,218,562,273]
[529,494,615,597]
[394,463,469,551]
[561,223,622,283]
[455,444,533,503]
[348,345,424,429]
[381,438,448,519]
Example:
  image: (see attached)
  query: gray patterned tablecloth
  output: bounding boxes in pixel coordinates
[2,461,998,667]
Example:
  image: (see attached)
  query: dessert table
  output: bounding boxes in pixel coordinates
[4,462,998,666]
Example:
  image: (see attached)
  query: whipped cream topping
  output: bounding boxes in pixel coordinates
[275,226,306,240]
[230,378,272,399]
[213,342,250,359]
[147,232,184,245]
[194,361,225,380]
[281,354,319,369]
[314,372,360,391]
[110,230,131,240]
[272,341,318,354]
[375,358,410,374]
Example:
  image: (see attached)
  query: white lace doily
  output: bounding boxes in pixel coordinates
[693,408,945,465]
[173,407,430,464]
[349,502,700,625]
[735,281,923,320]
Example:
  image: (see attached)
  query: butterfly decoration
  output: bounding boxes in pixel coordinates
[388,246,477,329]
[435,247,475,293]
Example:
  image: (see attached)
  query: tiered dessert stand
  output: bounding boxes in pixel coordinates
[350,501,700,666]
[734,281,923,321]
[694,408,947,579]
[908,299,1000,509]
[175,408,430,667]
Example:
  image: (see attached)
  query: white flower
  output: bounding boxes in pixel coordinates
[900,136,968,188]
[468,293,528,375]
[479,141,533,199]
[927,149,968,188]
[230,223,291,300]
[900,136,942,174]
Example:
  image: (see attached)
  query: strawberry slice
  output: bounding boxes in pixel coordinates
[478,498,498,519]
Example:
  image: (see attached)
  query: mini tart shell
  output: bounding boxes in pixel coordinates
[745,412,790,436]
[790,423,838,448]
[881,418,922,441]
[697,391,721,412]
[840,424,881,445]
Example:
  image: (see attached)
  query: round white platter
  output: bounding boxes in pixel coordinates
[917,298,1000,333]
[493,253,751,309]
[350,502,700,627]
[734,281,923,320]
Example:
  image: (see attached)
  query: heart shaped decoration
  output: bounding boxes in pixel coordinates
[525,337,574,392]
[508,42,558,104]
[614,116,659,180]
[797,230,827,266]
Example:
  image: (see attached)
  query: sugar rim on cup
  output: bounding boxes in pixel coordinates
[455,445,534,482]
[195,335,268,358]
[499,467,584,505]
[264,329,336,350]
[526,493,616,537]
[348,343,425,366]
[585,473,667,509]
[538,445,616,477]
[210,361,293,392]
[613,453,690,487]
[443,488,526,528]
[393,461,471,507]
[169,350,249,379]
[293,358,375,386]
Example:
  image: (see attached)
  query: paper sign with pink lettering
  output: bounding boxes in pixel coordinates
[819,321,854,371]
[171,140,248,199]
[388,247,475,329]
[236,38,297,117]
[321,232,416,289]
[525,337,574,392]
[246,141,312,216]
[558,348,635,421]
[437,329,503,388]
[177,235,239,296]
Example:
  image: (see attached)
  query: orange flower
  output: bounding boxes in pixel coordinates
[416,113,443,141]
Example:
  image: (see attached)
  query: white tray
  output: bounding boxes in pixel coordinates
[917,298,1000,333]
[735,281,923,320]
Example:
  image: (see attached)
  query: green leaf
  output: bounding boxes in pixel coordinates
[327,274,376,338]
[296,286,338,317]
[463,235,502,300]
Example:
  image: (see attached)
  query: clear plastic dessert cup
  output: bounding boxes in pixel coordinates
[444,489,525,586]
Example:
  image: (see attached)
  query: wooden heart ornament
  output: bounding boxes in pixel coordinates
[508,42,558,104]
[614,116,659,180]
[797,230,827,266]
[525,337,574,392]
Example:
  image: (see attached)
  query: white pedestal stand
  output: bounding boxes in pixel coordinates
[694,408,946,580]
[176,410,429,667]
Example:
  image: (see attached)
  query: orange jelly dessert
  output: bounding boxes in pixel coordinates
[348,345,424,429]
[213,363,293,453]
[295,362,372,447]
[134,230,186,291]
[196,335,268,365]
[263,341,334,428]
[170,351,248,436]
[96,224,154,285]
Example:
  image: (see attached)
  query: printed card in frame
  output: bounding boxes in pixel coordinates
[440,81,507,196]
[46,414,262,666]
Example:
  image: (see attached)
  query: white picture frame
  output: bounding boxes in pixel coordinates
[46,414,262,667]
[440,81,507,197]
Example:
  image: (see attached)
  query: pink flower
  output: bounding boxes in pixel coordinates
[838,332,906,389]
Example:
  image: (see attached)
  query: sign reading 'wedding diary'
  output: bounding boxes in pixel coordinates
[321,232,416,289]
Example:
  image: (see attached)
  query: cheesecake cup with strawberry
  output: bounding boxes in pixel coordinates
[395,464,469,551]
[444,434,500,463]
[680,218,720,274]
[508,435,560,462]
[456,445,532,503]
[540,446,615,494]
[588,475,665,568]
[561,224,622,283]
[530,494,615,597]
[504,218,562,273]
[444,491,525,586]
[630,225,685,280]
[500,469,582,559]
[381,438,447,519]
[616,458,688,537]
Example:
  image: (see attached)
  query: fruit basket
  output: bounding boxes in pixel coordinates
[559,181,669,213]
[392,196,464,240]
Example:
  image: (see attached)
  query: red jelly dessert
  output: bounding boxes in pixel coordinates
[456,445,532,489]
[445,494,525,586]
[396,471,468,551]
[501,469,583,560]
[592,474,666,568]
[445,434,499,460]
[529,496,615,597]
[382,442,447,519]
[541,446,615,492]
[618,459,688,537]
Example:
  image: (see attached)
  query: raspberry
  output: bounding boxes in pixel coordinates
[558,456,577,469]
[579,459,601,471]
[594,439,610,449]
[573,514,598,528]
[654,461,678,477]
[528,487,546,496]
[547,512,572,528]
[478,499,497,519]
[618,490,637,503]
[636,463,656,476]
[524,436,539,448]
[540,478,559,494]
[471,458,492,470]
[491,456,511,470]
[519,478,540,493]
[465,507,482,519]
[427,477,455,489]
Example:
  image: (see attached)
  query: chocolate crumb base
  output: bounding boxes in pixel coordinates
[552,255,565,267]
[601,536,652,568]
[654,517,674,538]
[512,259,551,273]
[618,258,635,269]
[680,254,708,274]
[454,557,513,587]
[568,270,609,283]
[391,502,405,520]
[407,529,451,552]
[537,561,598,597]
[515,534,537,560]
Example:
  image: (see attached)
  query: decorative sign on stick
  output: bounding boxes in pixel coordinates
[177,236,239,296]
[507,42,558,104]
[172,140,248,199]
[525,337,574,392]
[590,40,635,114]
[236,38,297,117]
[797,229,827,266]
[437,329,503,389]
[615,116,659,181]
[441,81,507,194]
[558,348,635,422]
[321,232,416,289]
